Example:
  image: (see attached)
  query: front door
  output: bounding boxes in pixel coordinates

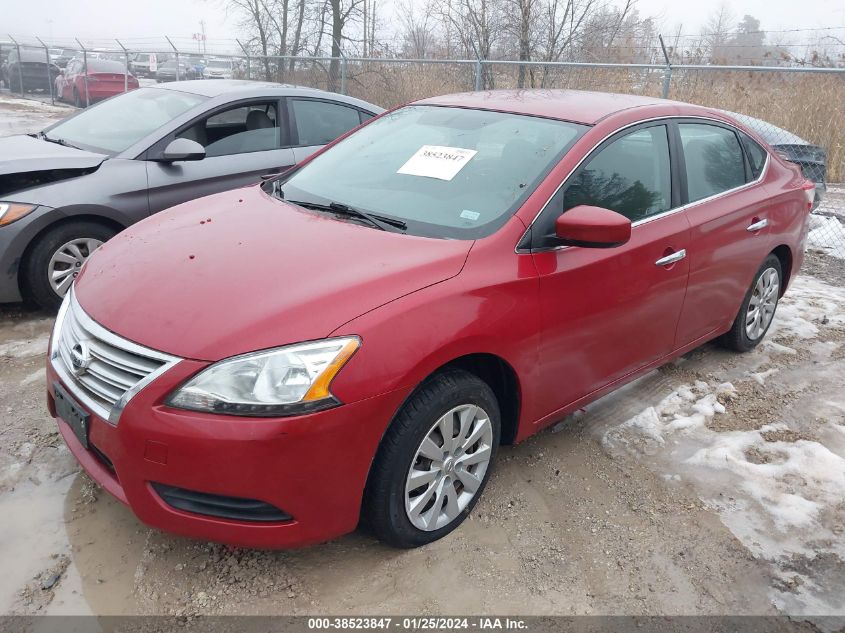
[529,122,691,421]
[145,100,296,214]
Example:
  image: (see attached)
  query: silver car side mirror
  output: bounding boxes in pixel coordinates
[158,138,206,162]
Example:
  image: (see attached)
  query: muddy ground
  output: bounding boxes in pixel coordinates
[1,95,844,619]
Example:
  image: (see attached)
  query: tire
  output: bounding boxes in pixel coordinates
[720,254,783,352]
[21,221,116,310]
[363,369,501,548]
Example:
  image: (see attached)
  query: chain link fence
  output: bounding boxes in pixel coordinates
[1,37,843,260]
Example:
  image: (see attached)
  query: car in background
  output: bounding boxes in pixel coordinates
[45,90,813,549]
[724,111,827,207]
[184,55,207,79]
[204,58,235,80]
[130,52,166,78]
[50,49,81,69]
[55,58,139,107]
[155,59,199,82]
[3,47,60,93]
[0,80,383,308]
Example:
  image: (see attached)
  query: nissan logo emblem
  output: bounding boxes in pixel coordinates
[70,340,92,376]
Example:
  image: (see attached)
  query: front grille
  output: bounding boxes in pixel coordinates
[151,483,293,523]
[51,289,179,424]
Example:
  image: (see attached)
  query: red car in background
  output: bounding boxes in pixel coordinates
[55,58,139,107]
[46,90,814,550]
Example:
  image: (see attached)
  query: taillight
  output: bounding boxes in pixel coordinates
[85,74,98,82]
[800,180,815,212]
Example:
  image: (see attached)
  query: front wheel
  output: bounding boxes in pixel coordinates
[21,221,116,310]
[363,369,500,548]
[721,254,782,352]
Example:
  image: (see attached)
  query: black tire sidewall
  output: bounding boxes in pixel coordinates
[734,254,783,351]
[372,371,501,548]
[22,222,116,310]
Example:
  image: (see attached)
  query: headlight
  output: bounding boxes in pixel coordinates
[167,337,360,417]
[0,202,37,226]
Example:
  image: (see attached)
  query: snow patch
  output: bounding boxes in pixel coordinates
[808,216,845,259]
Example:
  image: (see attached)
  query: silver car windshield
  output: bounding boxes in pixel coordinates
[45,87,206,155]
[278,105,586,239]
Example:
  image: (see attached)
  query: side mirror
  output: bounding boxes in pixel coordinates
[554,205,631,248]
[157,138,205,162]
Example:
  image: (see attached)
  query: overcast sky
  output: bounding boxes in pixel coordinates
[3,0,843,49]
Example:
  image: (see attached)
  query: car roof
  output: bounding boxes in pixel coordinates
[151,80,384,113]
[415,89,690,125]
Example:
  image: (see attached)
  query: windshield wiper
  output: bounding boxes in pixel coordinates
[288,200,407,232]
[39,132,82,150]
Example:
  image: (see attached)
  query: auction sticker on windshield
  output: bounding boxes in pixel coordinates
[397,145,478,181]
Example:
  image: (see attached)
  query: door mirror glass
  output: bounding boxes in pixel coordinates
[159,138,206,162]
[555,205,631,248]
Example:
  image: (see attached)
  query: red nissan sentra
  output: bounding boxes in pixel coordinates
[46,90,813,549]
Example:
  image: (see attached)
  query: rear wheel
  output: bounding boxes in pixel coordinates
[721,254,782,352]
[364,369,500,548]
[22,221,115,310]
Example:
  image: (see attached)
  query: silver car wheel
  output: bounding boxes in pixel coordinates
[48,238,103,297]
[745,267,779,341]
[405,404,493,531]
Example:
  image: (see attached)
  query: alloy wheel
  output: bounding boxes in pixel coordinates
[405,404,493,531]
[745,267,779,340]
[48,238,103,297]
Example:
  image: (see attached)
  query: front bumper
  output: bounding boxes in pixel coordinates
[47,357,409,548]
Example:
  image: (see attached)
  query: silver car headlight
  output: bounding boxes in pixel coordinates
[167,336,360,417]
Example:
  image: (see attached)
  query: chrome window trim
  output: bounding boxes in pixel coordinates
[50,287,182,426]
[515,114,770,254]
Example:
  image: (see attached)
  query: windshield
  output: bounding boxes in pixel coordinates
[207,60,229,69]
[276,105,586,239]
[44,87,206,154]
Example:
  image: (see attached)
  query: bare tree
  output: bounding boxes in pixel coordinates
[702,3,735,63]
[230,0,274,79]
[399,0,438,58]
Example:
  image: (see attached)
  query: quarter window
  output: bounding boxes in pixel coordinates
[739,132,767,181]
[291,99,363,146]
[679,123,746,202]
[563,125,672,222]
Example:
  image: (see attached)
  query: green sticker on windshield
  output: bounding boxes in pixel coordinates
[460,210,480,221]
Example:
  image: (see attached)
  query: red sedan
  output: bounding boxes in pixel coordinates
[55,57,139,107]
[46,90,813,548]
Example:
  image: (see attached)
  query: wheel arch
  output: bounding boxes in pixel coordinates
[771,244,792,295]
[18,212,126,293]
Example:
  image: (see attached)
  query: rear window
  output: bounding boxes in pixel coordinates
[87,59,125,73]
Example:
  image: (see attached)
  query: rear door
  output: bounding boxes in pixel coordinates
[528,122,691,420]
[144,98,296,213]
[672,120,774,346]
[288,97,374,162]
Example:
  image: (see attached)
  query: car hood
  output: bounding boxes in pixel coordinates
[75,185,473,361]
[0,134,107,176]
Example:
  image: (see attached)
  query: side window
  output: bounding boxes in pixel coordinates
[679,124,746,202]
[739,132,767,181]
[360,111,375,124]
[563,125,671,222]
[292,99,362,146]
[178,102,286,158]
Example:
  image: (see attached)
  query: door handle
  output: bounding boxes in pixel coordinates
[655,249,687,267]
[747,218,769,232]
